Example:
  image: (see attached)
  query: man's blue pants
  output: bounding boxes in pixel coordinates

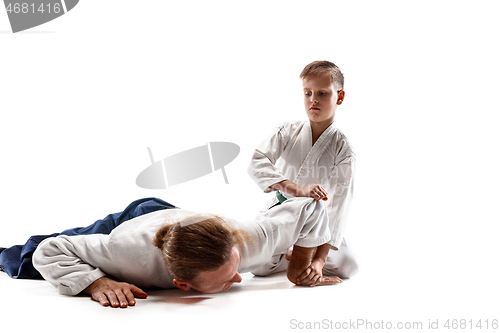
[0,197,176,279]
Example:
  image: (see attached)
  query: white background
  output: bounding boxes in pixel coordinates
[1,1,499,332]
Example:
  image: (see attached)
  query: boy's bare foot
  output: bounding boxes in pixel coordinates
[287,245,315,284]
[317,276,343,285]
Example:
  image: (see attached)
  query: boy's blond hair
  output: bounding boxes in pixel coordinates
[299,60,344,91]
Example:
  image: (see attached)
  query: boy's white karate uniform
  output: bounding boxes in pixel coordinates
[248,120,358,278]
[32,198,329,296]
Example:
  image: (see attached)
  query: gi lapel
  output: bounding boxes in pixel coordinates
[293,122,336,184]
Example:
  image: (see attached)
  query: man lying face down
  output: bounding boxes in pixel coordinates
[28,197,351,308]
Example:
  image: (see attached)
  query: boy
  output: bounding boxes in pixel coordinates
[248,60,358,286]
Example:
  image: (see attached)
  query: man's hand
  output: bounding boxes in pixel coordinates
[83,276,148,308]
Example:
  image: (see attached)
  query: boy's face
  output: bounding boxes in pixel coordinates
[302,73,344,126]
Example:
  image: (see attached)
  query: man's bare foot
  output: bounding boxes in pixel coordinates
[287,245,315,284]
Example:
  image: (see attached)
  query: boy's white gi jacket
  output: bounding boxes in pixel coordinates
[248,120,355,250]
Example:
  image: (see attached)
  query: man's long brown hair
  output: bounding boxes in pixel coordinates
[152,215,247,283]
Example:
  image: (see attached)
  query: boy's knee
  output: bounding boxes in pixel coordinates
[337,257,359,279]
[323,252,359,279]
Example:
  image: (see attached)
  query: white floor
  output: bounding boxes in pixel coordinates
[0,269,357,332]
[0,270,354,332]
[2,236,499,333]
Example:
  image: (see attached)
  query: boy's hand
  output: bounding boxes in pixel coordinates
[271,180,328,201]
[296,184,328,201]
[83,276,148,308]
[296,259,325,286]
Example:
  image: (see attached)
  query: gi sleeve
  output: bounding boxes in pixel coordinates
[326,156,355,250]
[247,123,290,193]
[32,234,113,296]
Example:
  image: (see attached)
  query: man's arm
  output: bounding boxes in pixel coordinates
[33,234,114,296]
[33,234,149,308]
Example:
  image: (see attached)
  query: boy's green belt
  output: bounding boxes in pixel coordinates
[276,191,288,203]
